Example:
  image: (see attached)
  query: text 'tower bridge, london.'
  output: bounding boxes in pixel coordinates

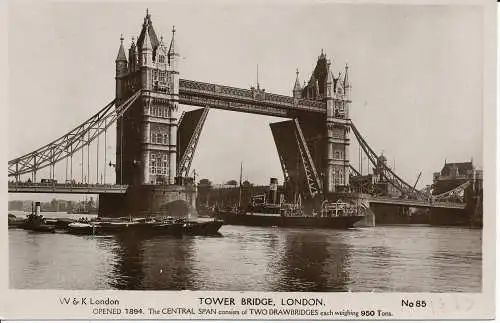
[8,11,471,218]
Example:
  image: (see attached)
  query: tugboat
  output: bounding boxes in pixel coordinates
[20,202,56,233]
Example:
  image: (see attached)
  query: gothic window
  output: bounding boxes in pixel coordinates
[338,170,345,185]
[150,153,157,174]
[156,154,163,175]
[162,154,168,175]
[159,55,165,63]
[159,70,166,80]
[335,151,340,160]
[338,102,345,118]
[163,133,169,144]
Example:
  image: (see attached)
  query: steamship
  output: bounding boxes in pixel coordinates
[215,178,365,229]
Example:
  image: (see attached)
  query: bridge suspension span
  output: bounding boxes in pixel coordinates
[8,90,141,181]
[349,121,428,200]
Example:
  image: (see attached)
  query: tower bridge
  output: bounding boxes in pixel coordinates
[8,11,470,218]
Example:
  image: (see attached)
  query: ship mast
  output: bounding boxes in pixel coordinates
[238,161,243,209]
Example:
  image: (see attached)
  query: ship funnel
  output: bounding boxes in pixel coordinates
[35,202,41,217]
[268,178,278,204]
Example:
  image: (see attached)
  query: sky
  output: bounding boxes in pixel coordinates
[7,1,485,201]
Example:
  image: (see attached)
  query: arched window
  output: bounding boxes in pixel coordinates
[159,55,165,63]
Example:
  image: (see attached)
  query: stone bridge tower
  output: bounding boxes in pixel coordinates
[295,51,351,195]
[100,11,196,218]
[115,11,179,186]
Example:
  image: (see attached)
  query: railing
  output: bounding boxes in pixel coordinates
[367,196,466,209]
[8,182,128,193]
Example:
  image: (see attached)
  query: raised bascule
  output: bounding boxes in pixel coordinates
[8,11,479,222]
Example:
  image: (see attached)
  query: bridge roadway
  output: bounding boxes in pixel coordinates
[366,196,466,210]
[8,182,128,194]
[8,183,466,210]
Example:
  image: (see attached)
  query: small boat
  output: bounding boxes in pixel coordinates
[67,222,97,235]
[44,218,75,229]
[179,219,224,236]
[93,221,133,233]
[150,222,184,236]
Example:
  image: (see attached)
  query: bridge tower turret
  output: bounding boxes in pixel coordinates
[325,59,335,193]
[324,58,350,193]
[115,34,128,101]
[140,21,154,89]
[167,26,179,184]
[293,69,302,98]
[168,26,180,96]
[341,63,351,187]
[115,35,128,186]
[128,37,137,72]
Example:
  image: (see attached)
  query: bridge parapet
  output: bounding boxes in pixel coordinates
[8,182,128,194]
[367,196,466,209]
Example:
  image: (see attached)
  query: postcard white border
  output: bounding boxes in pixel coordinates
[0,0,496,320]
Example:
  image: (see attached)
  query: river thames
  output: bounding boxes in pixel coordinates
[9,212,481,292]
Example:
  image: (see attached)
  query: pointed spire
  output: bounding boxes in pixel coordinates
[168,25,179,71]
[142,26,152,51]
[168,25,177,56]
[326,59,334,84]
[141,26,153,67]
[343,63,350,87]
[343,63,351,97]
[319,48,326,59]
[293,68,302,98]
[294,69,300,87]
[116,34,127,61]
[325,59,335,98]
[128,37,136,69]
[256,64,260,90]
